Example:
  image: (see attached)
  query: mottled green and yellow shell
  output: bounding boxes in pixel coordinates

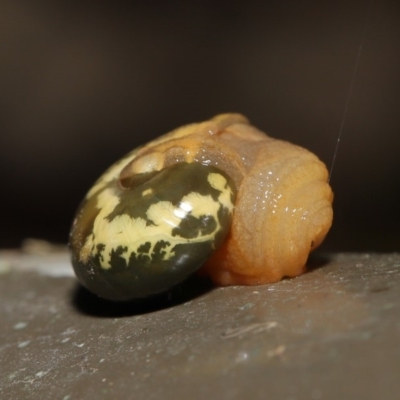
[70,114,334,301]
[70,161,236,300]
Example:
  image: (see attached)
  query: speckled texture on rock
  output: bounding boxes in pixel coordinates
[0,250,400,400]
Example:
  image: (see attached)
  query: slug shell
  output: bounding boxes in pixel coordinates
[69,114,333,300]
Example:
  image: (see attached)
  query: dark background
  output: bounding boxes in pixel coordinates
[1,0,399,251]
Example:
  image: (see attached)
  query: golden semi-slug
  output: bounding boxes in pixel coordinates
[69,114,333,300]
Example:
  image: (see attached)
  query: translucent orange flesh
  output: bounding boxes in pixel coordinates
[196,115,334,286]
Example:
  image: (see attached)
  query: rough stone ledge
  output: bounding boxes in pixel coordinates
[1,248,399,400]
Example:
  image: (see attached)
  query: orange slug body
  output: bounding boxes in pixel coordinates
[198,115,333,285]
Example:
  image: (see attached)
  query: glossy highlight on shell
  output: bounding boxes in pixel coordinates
[69,114,333,300]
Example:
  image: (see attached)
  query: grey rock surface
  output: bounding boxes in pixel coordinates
[1,249,399,400]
